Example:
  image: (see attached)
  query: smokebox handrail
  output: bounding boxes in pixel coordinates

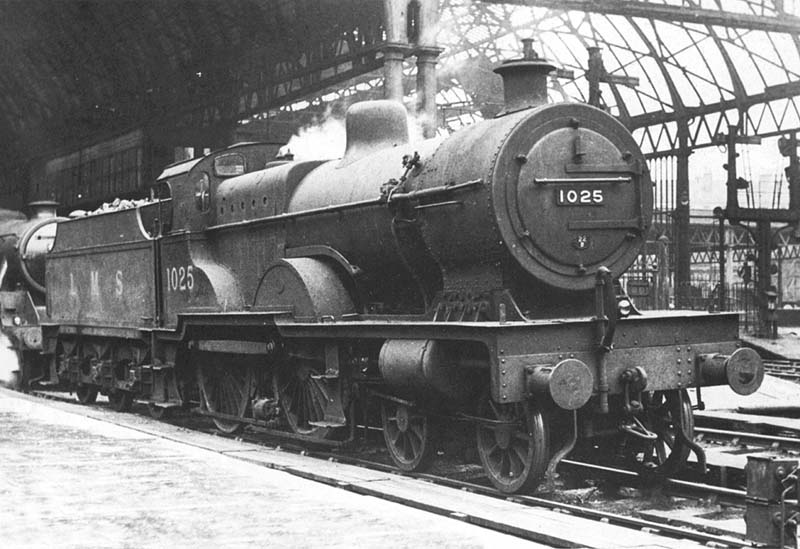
[205,179,483,233]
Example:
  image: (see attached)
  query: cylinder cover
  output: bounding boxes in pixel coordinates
[378,340,475,400]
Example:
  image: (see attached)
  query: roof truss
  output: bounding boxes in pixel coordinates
[483,0,800,33]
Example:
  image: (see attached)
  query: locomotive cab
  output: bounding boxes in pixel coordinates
[168,142,280,232]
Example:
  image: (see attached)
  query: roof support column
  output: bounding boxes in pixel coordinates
[383,0,411,102]
[675,128,691,309]
[414,0,441,138]
[383,44,409,102]
[415,47,442,138]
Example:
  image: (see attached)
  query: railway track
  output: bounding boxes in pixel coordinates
[25,388,758,548]
[696,425,800,453]
[763,359,800,380]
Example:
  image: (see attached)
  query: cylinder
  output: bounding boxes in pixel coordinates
[378,339,479,400]
[526,359,594,410]
[698,347,764,395]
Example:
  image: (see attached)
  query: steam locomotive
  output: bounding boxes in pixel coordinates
[2,44,763,494]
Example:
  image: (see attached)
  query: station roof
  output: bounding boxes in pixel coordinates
[0,0,384,166]
[1,0,799,173]
[437,0,800,156]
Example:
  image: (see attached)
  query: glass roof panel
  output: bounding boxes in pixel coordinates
[721,39,765,95]
[293,0,800,156]
[665,63,702,107]
[550,31,589,68]
[769,32,800,74]
[786,0,800,16]
[683,28,735,98]
[605,14,649,52]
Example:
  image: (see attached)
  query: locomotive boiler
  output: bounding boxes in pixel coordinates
[6,43,764,494]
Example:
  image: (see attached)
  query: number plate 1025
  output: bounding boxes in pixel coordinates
[556,188,604,206]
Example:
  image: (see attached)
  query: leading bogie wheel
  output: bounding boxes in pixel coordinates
[381,400,435,472]
[636,389,694,474]
[476,397,549,494]
[76,384,98,405]
[197,363,253,434]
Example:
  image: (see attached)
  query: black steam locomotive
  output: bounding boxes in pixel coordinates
[2,45,763,493]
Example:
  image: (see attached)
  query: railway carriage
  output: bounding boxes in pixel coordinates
[3,43,764,494]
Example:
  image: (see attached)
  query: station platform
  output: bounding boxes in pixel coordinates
[0,388,718,549]
[700,372,800,413]
[693,374,800,474]
[742,327,800,361]
[2,345,796,547]
[0,388,547,549]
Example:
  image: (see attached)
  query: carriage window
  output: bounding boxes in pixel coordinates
[214,153,246,177]
[194,173,210,212]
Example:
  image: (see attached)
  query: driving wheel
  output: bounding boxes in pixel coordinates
[272,360,333,439]
[197,363,253,434]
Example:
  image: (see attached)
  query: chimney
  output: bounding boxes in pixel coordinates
[493,39,556,114]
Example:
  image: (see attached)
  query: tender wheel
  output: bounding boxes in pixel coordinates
[636,389,694,474]
[108,391,133,412]
[197,363,253,434]
[76,384,98,405]
[381,400,435,472]
[272,360,332,439]
[476,397,549,494]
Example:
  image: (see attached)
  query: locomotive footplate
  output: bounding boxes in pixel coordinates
[272,309,762,406]
[493,313,761,405]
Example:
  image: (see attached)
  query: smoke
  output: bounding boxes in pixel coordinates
[0,332,20,388]
[279,105,443,162]
[280,114,347,161]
